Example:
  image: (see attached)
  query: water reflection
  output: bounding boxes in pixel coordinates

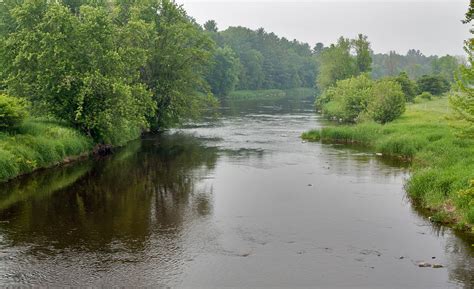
[0,134,218,253]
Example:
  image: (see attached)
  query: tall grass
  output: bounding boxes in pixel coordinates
[0,119,93,182]
[303,98,474,229]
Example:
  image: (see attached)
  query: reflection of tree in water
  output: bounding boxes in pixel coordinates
[0,133,219,253]
[446,234,474,289]
[415,217,474,289]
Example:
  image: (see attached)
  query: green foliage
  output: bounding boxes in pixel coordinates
[0,0,222,140]
[367,80,406,124]
[1,1,155,145]
[206,46,241,97]
[218,26,316,90]
[0,94,28,130]
[317,74,372,122]
[352,34,372,74]
[317,75,405,124]
[0,119,92,182]
[417,75,451,96]
[394,72,418,102]
[316,37,357,91]
[372,49,457,80]
[236,49,265,90]
[450,10,474,125]
[304,98,474,227]
[203,19,218,32]
[419,91,434,100]
[137,0,215,128]
[317,34,372,91]
[432,55,459,82]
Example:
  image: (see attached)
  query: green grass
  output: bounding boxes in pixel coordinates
[303,97,474,230]
[228,87,316,101]
[0,118,93,182]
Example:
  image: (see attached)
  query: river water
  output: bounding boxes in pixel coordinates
[0,97,472,288]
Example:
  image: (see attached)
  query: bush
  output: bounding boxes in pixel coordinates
[317,74,373,122]
[417,75,450,96]
[317,75,405,124]
[0,94,28,130]
[419,91,434,100]
[394,72,418,102]
[367,80,406,124]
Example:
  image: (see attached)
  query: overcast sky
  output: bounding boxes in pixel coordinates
[176,0,471,56]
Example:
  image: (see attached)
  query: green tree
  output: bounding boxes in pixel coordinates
[417,75,450,96]
[367,80,405,124]
[1,1,154,145]
[352,34,372,74]
[394,72,418,102]
[432,55,459,82]
[313,42,325,56]
[317,74,372,122]
[450,1,474,124]
[203,19,218,32]
[0,94,28,130]
[316,37,357,91]
[136,0,216,128]
[206,46,241,97]
[237,49,265,90]
[218,26,316,90]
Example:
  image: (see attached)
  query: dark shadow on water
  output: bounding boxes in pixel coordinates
[0,133,219,253]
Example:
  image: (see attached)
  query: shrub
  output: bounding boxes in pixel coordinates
[394,72,418,102]
[367,80,406,124]
[419,91,434,100]
[0,94,28,130]
[317,75,405,124]
[317,74,372,122]
[417,75,450,96]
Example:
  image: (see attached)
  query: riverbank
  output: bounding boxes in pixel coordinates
[228,87,316,101]
[0,119,93,182]
[302,97,474,230]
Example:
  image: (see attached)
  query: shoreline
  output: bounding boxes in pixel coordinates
[302,98,474,232]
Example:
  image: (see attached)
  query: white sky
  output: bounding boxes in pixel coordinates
[176,0,471,56]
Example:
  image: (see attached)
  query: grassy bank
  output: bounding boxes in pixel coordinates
[228,87,316,101]
[303,98,474,230]
[0,119,93,182]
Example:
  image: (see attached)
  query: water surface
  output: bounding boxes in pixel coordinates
[0,97,472,288]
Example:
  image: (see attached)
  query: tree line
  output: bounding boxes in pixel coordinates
[203,21,317,96]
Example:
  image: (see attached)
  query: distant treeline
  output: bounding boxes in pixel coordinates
[372,50,461,81]
[203,21,317,96]
[203,20,462,98]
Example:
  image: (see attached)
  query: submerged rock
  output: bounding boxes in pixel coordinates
[418,262,431,268]
[432,264,444,268]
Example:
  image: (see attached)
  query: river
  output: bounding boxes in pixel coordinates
[0,97,472,288]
